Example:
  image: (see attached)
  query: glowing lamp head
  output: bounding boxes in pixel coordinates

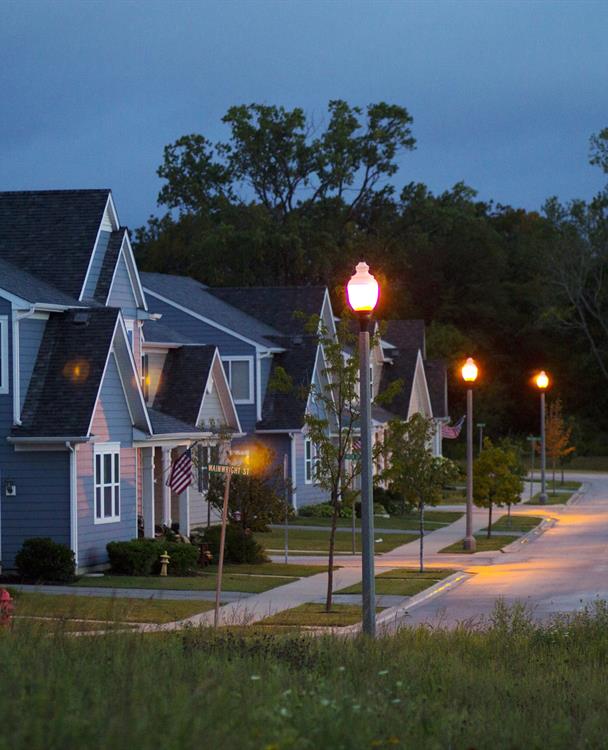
[461,357,478,383]
[535,371,549,390]
[347,262,379,314]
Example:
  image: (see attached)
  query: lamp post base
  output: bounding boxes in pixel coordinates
[463,535,476,552]
[538,493,547,505]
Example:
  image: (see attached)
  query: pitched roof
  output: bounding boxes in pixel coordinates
[12,307,119,437]
[257,336,318,430]
[424,359,448,418]
[0,190,110,299]
[0,257,83,306]
[152,345,216,426]
[93,229,124,303]
[147,408,205,436]
[378,348,419,419]
[209,286,327,335]
[141,273,282,348]
[383,320,426,356]
[142,319,195,346]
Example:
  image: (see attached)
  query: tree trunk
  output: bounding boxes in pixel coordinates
[325,491,340,613]
[487,501,493,538]
[419,502,425,573]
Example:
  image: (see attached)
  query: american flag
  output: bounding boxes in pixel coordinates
[352,438,361,453]
[167,449,194,494]
[441,416,466,439]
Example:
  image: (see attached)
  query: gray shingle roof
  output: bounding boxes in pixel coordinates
[141,273,282,348]
[378,348,419,419]
[0,257,83,306]
[383,320,426,357]
[209,286,327,335]
[257,336,318,430]
[152,345,216,426]
[12,307,119,437]
[147,408,205,436]
[0,190,110,299]
[93,229,124,303]
[142,319,195,345]
[424,359,448,418]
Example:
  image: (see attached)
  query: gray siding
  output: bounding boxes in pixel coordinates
[107,253,138,318]
[0,298,70,568]
[77,353,137,568]
[83,230,111,300]
[19,317,46,411]
[198,382,226,427]
[145,297,259,432]
[293,431,329,509]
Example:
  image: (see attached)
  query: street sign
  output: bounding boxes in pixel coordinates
[526,436,541,442]
[344,453,360,460]
[208,463,250,476]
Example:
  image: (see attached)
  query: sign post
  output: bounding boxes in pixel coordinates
[283,454,289,565]
[209,460,250,628]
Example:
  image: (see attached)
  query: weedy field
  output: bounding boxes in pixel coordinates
[1,601,608,749]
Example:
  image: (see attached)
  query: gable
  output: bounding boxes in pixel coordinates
[82,230,112,301]
[407,353,433,419]
[90,353,133,442]
[198,379,227,428]
[108,252,138,317]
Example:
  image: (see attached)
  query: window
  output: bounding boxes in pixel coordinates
[94,443,121,523]
[304,438,316,484]
[125,320,135,351]
[141,353,149,402]
[221,357,253,403]
[0,315,7,395]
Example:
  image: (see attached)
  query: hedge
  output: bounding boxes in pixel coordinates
[106,540,199,576]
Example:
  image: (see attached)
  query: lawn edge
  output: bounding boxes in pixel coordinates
[500,516,557,553]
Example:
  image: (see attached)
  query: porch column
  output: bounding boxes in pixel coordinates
[162,447,172,527]
[141,447,155,538]
[179,484,191,537]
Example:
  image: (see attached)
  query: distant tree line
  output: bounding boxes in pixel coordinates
[134,102,608,450]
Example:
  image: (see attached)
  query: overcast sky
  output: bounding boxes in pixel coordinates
[1,0,606,229]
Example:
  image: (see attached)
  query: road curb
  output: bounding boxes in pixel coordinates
[566,483,587,506]
[501,516,557,553]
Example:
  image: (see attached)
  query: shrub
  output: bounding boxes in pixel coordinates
[15,537,75,583]
[201,525,268,565]
[374,487,406,516]
[298,502,353,519]
[107,540,199,576]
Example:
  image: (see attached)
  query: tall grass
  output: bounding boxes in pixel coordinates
[2,601,608,749]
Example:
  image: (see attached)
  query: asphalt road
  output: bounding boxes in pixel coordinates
[393,472,608,629]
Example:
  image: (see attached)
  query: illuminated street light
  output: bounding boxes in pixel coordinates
[535,371,550,504]
[347,261,379,637]
[462,357,478,552]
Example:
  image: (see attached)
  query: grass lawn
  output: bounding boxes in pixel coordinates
[13,618,138,633]
[438,534,520,554]
[257,528,418,553]
[259,603,385,627]
[3,603,608,748]
[336,568,456,597]
[74,563,333,595]
[526,491,573,505]
[8,590,213,624]
[478,514,545,534]
[292,510,462,531]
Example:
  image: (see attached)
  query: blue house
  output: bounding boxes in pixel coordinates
[0,190,240,572]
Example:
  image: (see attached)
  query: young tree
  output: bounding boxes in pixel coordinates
[380,414,459,572]
[474,440,523,536]
[545,399,575,487]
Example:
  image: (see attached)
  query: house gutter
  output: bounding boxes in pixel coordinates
[7,436,91,444]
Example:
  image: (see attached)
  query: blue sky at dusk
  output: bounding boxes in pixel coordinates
[1,0,606,230]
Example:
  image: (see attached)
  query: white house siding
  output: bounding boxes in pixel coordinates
[77,353,137,569]
[82,230,111,301]
[294,431,330,509]
[198,381,225,427]
[107,253,138,319]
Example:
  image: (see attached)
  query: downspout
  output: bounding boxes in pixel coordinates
[290,432,297,511]
[66,442,79,570]
[12,307,37,425]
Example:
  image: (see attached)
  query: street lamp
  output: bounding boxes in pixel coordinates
[462,357,478,552]
[534,370,550,504]
[347,261,379,637]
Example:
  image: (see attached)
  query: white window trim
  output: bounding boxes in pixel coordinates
[124,319,135,352]
[304,438,317,485]
[0,316,8,395]
[221,356,254,405]
[94,442,121,524]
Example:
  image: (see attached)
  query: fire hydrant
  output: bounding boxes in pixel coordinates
[159,550,170,577]
[0,589,13,629]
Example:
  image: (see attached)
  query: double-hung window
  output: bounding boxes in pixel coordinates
[94,443,121,523]
[221,357,253,404]
[0,315,8,395]
[304,438,316,484]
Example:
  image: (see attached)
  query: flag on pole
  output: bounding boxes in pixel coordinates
[352,438,361,454]
[167,449,194,494]
[441,416,466,439]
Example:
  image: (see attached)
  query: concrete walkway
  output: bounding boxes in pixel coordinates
[8,583,252,603]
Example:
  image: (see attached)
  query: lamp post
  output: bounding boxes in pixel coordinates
[347,261,379,638]
[462,357,478,552]
[535,371,550,504]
